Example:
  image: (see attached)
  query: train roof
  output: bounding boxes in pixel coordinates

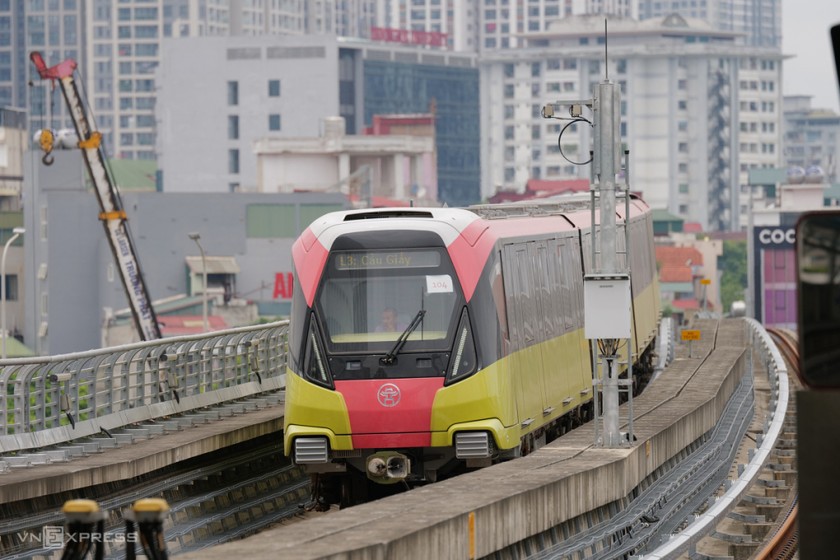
[294,196,653,306]
[303,207,482,250]
[301,195,651,252]
[468,192,649,221]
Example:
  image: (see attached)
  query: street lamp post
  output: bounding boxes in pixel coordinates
[188,232,209,332]
[2,227,24,359]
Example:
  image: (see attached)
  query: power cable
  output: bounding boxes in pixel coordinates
[557,117,593,166]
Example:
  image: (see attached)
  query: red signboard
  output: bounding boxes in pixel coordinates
[370,27,448,48]
[273,272,294,299]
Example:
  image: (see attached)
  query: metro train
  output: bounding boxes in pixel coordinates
[283,195,661,507]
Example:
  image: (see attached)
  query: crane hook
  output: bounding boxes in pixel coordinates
[38,128,55,166]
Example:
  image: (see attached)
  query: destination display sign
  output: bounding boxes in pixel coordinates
[335,250,441,270]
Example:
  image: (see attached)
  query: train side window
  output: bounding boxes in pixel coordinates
[551,240,567,332]
[490,257,509,345]
[570,240,585,328]
[617,224,628,272]
[641,223,649,286]
[546,240,562,334]
[560,241,575,331]
[503,243,535,349]
[517,247,535,343]
[535,242,551,341]
[502,245,522,350]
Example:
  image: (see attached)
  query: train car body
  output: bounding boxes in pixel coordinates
[284,196,660,505]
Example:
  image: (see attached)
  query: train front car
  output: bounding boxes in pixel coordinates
[284,208,499,506]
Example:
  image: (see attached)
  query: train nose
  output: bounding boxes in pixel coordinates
[365,452,411,484]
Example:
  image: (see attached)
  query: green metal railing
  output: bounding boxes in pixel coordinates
[0,320,289,453]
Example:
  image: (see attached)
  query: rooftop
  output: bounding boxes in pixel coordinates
[656,246,704,268]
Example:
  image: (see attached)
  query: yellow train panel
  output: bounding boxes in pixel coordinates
[633,279,661,358]
[431,328,593,451]
[284,425,354,455]
[283,368,352,454]
[430,418,517,450]
[430,357,517,432]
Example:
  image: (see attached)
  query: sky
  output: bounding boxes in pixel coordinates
[782,0,840,112]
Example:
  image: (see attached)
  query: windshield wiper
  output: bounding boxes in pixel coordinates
[381,309,426,365]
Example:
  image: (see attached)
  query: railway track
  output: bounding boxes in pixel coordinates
[754,328,800,560]
[690,327,799,560]
[0,434,313,559]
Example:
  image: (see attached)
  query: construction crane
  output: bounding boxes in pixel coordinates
[30,52,162,341]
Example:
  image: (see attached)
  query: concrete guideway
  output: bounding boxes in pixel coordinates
[0,394,284,505]
[184,319,758,560]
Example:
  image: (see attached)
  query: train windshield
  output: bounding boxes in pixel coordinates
[315,248,462,355]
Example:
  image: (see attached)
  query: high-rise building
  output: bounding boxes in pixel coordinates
[156,35,480,206]
[10,0,787,228]
[328,0,376,38]
[0,3,24,110]
[156,34,340,194]
[16,1,315,162]
[638,0,781,47]
[783,95,840,184]
[21,0,84,135]
[481,13,782,231]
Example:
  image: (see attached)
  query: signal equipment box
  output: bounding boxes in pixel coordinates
[583,273,631,340]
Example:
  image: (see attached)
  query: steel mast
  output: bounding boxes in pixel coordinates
[542,22,634,447]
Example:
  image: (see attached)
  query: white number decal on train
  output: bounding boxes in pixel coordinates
[426,274,453,293]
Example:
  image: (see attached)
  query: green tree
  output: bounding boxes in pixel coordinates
[718,240,747,313]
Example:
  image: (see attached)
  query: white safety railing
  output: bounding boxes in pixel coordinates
[0,320,289,453]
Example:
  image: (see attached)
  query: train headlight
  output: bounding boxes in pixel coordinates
[445,307,478,385]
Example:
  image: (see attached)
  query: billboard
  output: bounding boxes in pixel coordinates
[752,226,797,328]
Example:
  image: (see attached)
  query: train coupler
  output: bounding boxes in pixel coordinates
[366,451,411,484]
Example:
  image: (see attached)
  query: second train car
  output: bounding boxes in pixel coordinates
[283,195,661,506]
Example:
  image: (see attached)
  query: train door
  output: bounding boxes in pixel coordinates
[533,241,559,414]
[545,237,581,411]
[502,243,544,428]
[569,236,591,392]
[616,222,637,366]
